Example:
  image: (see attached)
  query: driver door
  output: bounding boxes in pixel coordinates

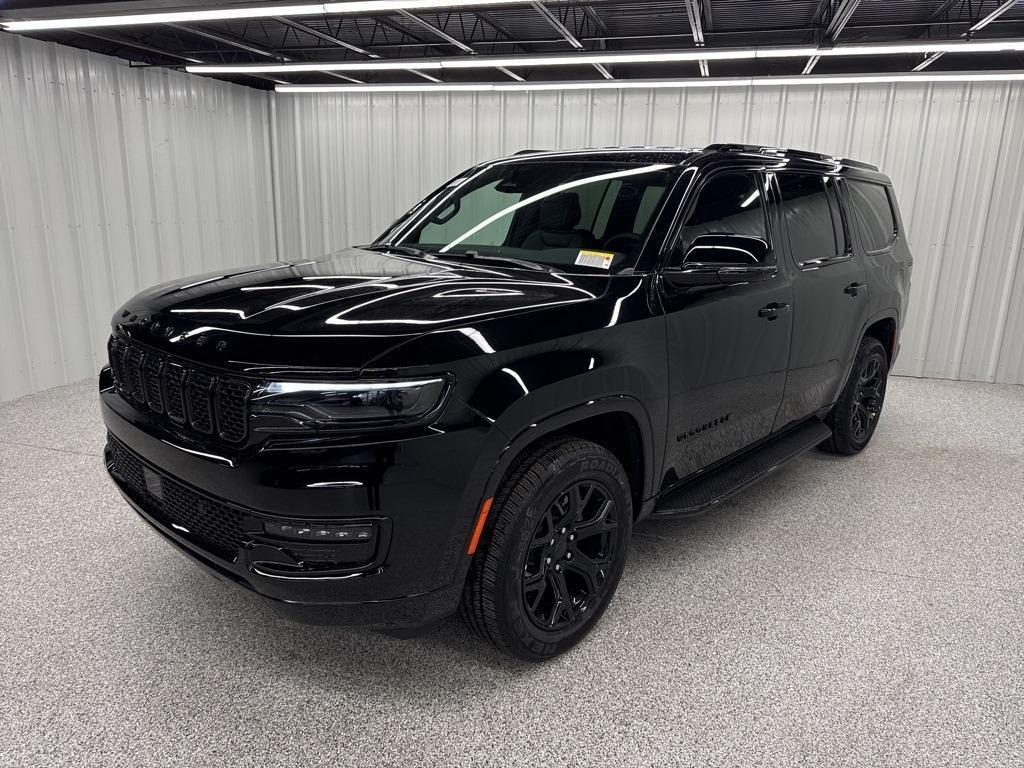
[659,168,794,484]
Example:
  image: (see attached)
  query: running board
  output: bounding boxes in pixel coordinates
[653,420,832,517]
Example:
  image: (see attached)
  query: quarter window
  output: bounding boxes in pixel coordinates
[676,172,769,264]
[777,173,847,266]
[847,180,896,252]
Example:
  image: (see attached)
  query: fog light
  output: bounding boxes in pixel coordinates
[262,520,374,542]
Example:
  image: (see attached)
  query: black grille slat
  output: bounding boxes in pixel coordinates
[107,339,249,444]
[163,364,188,424]
[108,339,129,395]
[143,355,165,413]
[216,379,250,443]
[186,371,215,434]
[106,437,244,561]
[125,346,147,404]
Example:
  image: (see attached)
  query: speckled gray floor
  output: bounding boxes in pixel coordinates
[1,376,1022,767]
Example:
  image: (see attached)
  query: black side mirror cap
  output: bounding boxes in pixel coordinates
[662,263,777,288]
[683,233,770,265]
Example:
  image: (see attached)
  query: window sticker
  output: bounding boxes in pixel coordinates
[575,250,615,269]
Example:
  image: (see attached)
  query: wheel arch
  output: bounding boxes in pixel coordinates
[862,312,898,364]
[482,396,656,521]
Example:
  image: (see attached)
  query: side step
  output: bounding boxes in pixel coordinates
[653,419,832,517]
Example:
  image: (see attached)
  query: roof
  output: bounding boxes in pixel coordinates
[495,144,881,173]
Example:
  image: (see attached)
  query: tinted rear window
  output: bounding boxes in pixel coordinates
[777,173,846,265]
[847,180,896,252]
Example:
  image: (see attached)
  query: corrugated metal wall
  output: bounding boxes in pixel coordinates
[3,29,1021,397]
[273,85,1024,385]
[0,33,276,402]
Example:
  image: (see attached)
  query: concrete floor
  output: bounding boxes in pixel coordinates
[1,376,1021,767]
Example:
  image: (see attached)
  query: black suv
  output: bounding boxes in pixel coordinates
[102,145,913,660]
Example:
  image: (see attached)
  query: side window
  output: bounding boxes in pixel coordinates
[847,180,896,252]
[675,172,769,265]
[777,173,847,266]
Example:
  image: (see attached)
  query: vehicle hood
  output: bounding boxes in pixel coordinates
[113,247,610,373]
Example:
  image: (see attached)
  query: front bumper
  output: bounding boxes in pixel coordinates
[101,380,496,629]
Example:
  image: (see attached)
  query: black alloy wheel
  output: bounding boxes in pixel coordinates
[822,335,889,455]
[852,354,885,442]
[461,438,632,660]
[522,480,619,631]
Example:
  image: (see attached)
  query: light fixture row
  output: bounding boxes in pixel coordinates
[2,1,521,30]
[274,71,1024,93]
[183,39,1024,75]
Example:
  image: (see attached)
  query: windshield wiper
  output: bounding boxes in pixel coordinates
[361,243,552,272]
[455,250,551,272]
[359,243,433,258]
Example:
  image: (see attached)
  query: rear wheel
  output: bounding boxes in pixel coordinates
[460,438,632,661]
[822,336,889,455]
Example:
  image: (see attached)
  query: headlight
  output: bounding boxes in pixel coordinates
[252,377,449,431]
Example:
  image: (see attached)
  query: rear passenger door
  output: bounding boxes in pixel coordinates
[773,172,869,429]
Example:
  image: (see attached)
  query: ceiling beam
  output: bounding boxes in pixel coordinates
[823,0,862,39]
[169,21,368,82]
[683,0,709,76]
[76,30,293,85]
[916,0,1020,70]
[581,6,610,38]
[408,69,442,82]
[972,0,1022,31]
[928,0,965,22]
[372,15,450,56]
[273,17,378,58]
[167,23,289,61]
[529,2,583,49]
[395,9,474,53]
[529,1,612,78]
[393,11,521,79]
[702,1,715,31]
[806,0,862,73]
[76,30,205,64]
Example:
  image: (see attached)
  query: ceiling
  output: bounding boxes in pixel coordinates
[3,0,1024,90]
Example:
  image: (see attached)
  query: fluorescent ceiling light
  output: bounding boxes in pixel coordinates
[2,5,324,30]
[275,71,1024,93]
[321,0,519,11]
[186,38,1024,76]
[817,39,1024,56]
[0,0,521,31]
[191,61,445,74]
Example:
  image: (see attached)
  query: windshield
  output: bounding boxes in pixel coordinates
[379,160,679,273]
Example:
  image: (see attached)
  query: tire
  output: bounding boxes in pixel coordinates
[460,438,632,661]
[821,336,889,455]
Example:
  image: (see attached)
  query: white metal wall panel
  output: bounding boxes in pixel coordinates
[0,33,276,402]
[272,84,1024,384]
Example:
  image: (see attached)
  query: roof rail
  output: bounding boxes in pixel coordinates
[513,149,549,155]
[701,143,878,171]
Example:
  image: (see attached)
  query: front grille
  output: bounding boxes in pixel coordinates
[108,337,250,444]
[106,436,245,561]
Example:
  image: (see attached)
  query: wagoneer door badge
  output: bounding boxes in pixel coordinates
[676,413,732,442]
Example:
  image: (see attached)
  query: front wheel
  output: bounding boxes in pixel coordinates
[460,438,632,661]
[822,336,889,455]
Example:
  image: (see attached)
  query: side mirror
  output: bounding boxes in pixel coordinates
[684,233,770,265]
[662,234,776,288]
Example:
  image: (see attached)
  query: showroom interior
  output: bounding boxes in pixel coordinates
[1,0,1022,766]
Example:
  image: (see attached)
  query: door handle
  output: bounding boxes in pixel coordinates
[758,302,790,320]
[845,282,866,296]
